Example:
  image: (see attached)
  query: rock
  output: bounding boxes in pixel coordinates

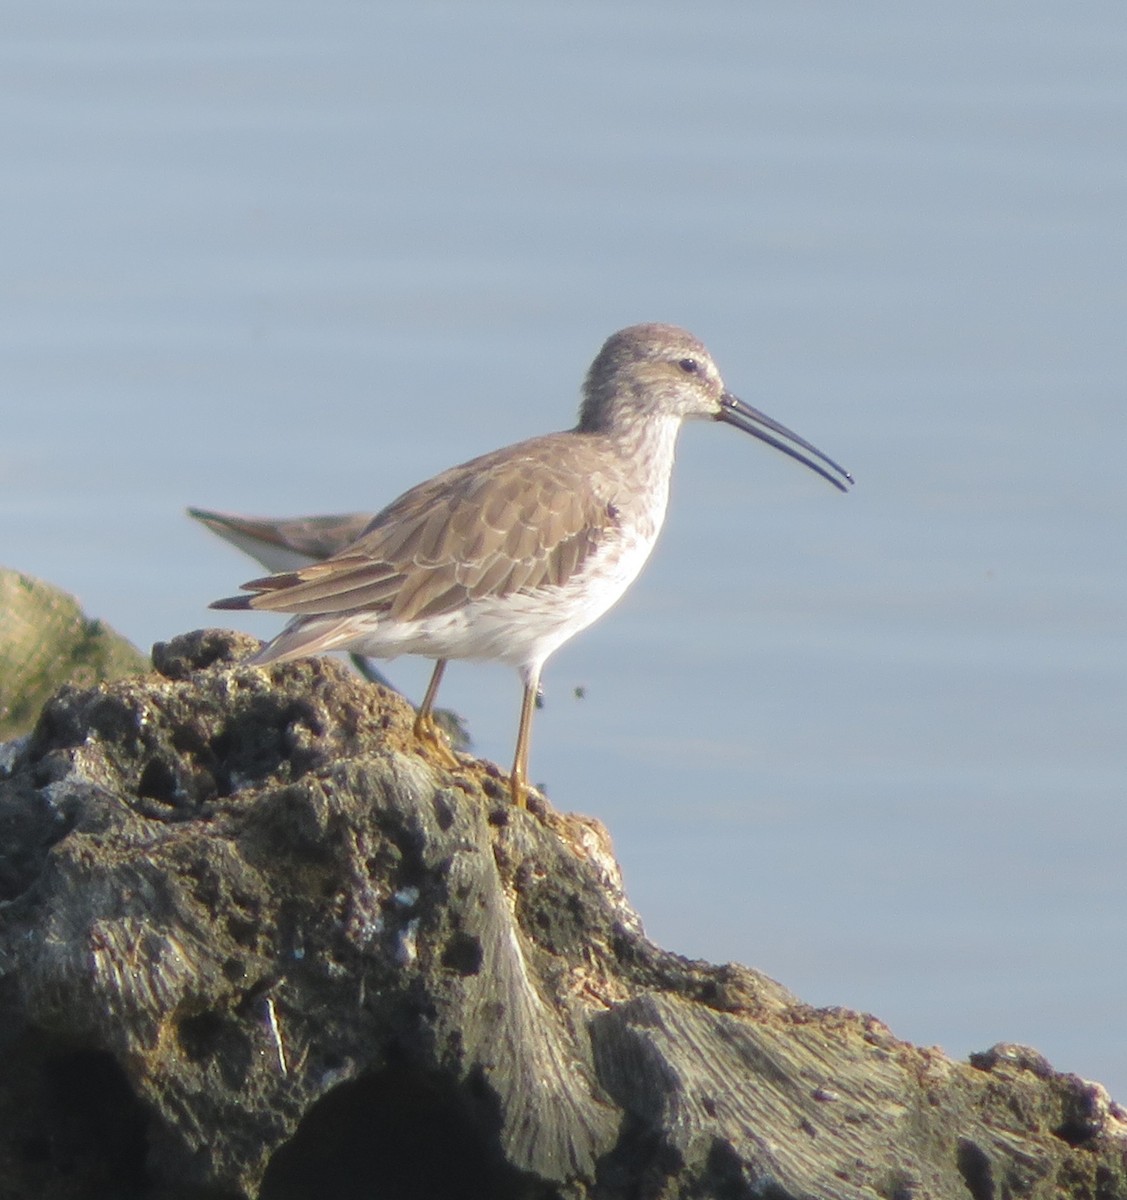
[0,567,147,741]
[0,628,1123,1199]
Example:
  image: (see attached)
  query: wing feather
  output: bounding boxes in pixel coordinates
[211,433,622,624]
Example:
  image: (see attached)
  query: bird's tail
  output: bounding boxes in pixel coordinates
[247,613,376,665]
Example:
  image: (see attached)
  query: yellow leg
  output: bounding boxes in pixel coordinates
[509,676,539,808]
[415,659,446,729]
[412,660,460,769]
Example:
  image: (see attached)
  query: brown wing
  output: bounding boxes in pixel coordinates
[211,433,619,622]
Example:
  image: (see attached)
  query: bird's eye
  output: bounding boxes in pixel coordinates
[677,358,699,375]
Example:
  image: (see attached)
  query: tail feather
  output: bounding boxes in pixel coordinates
[249,614,369,665]
[211,594,254,611]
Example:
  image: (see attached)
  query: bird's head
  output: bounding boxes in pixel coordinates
[580,323,853,492]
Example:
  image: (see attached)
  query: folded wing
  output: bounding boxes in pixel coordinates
[210,436,617,625]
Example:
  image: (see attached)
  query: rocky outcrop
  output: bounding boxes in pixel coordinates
[0,629,1123,1199]
[0,567,147,741]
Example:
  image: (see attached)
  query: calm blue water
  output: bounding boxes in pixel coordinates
[3,3,1125,1100]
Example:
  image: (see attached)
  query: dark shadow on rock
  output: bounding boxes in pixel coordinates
[260,1062,553,1200]
[0,1036,149,1200]
[0,1028,240,1200]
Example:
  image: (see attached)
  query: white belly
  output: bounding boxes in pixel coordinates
[302,520,661,675]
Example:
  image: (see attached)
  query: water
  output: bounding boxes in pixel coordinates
[2,2,1125,1099]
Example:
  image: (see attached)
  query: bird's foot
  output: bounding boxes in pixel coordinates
[413,710,462,770]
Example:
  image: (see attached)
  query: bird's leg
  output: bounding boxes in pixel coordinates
[509,671,540,808]
[412,659,459,768]
[415,658,447,731]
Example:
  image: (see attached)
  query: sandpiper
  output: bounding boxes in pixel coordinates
[211,323,852,806]
[189,508,376,575]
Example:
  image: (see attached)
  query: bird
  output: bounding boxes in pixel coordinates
[210,323,853,806]
[188,506,468,756]
[189,508,376,575]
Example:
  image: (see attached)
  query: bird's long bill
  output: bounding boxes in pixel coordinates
[718,392,853,492]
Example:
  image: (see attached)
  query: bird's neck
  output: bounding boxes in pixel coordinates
[604,410,682,487]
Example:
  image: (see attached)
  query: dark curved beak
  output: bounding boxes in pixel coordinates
[718,392,853,493]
